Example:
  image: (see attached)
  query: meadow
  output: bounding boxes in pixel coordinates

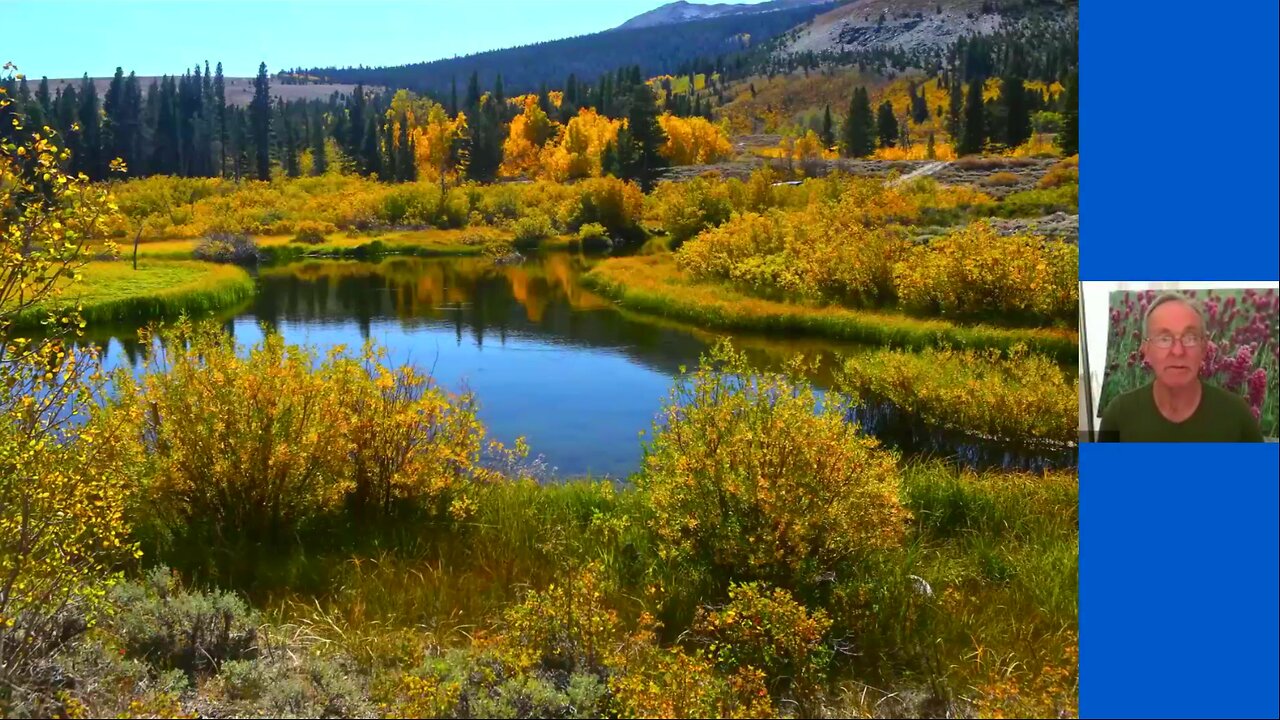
[3,85,1080,719]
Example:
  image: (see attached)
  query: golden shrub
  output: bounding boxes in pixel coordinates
[892,221,1078,323]
[638,342,910,581]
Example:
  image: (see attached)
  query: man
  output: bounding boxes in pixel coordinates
[1100,292,1264,442]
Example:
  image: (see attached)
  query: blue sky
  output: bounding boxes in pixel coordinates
[4,0,773,79]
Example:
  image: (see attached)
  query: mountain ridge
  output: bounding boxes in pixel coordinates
[615,0,835,30]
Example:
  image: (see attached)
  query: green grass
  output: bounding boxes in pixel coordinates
[582,255,1079,363]
[837,346,1080,444]
[9,260,254,329]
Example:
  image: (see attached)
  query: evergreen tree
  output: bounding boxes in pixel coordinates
[214,62,227,176]
[465,98,502,182]
[1002,74,1031,148]
[959,78,986,155]
[55,86,81,171]
[310,111,327,175]
[103,67,126,170]
[382,117,397,180]
[1057,69,1077,156]
[947,78,963,140]
[250,62,273,180]
[601,139,620,177]
[35,77,51,116]
[283,118,300,177]
[840,86,874,158]
[233,108,251,181]
[450,76,458,116]
[820,104,834,147]
[565,73,578,106]
[396,114,413,182]
[77,74,103,180]
[537,82,551,114]
[465,71,481,110]
[875,101,898,148]
[619,85,667,192]
[908,80,929,124]
[363,115,383,179]
[347,82,366,167]
[926,131,936,159]
[149,79,171,174]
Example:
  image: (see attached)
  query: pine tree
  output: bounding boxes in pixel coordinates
[820,104,834,147]
[947,78,963,140]
[103,67,126,171]
[959,78,986,155]
[465,99,502,182]
[35,77,51,116]
[347,83,366,167]
[122,73,142,175]
[396,114,413,182]
[450,76,458,116]
[382,117,396,181]
[620,84,667,193]
[841,86,874,158]
[1002,74,1031,149]
[363,115,383,180]
[601,139,620,177]
[77,74,103,180]
[465,71,481,111]
[875,101,898,148]
[283,117,300,177]
[250,62,273,180]
[310,112,327,175]
[1057,69,1078,156]
[926,131,936,159]
[214,62,227,176]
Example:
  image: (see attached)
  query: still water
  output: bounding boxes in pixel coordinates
[90,253,1074,477]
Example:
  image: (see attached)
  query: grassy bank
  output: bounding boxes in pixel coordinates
[583,255,1078,363]
[133,227,494,262]
[9,260,254,329]
[838,346,1080,445]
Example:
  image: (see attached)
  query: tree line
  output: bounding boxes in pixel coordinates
[0,60,676,188]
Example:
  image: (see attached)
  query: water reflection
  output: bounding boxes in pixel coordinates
[79,254,1075,477]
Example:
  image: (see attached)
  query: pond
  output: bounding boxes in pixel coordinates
[87,253,1076,477]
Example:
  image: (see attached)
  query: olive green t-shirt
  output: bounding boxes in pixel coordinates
[1099,381,1265,442]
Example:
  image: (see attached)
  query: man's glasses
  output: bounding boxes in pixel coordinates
[1146,332,1205,349]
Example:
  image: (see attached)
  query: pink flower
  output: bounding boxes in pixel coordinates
[1247,368,1267,408]
[1251,406,1261,421]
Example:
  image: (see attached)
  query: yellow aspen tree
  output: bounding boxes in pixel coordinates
[657,114,732,165]
[412,104,468,188]
[500,94,560,178]
[539,107,622,181]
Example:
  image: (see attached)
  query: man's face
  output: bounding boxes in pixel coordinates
[1141,300,1205,388]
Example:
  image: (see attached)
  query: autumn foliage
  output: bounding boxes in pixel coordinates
[657,114,733,165]
[638,343,910,583]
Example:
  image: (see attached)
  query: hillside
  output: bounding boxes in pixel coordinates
[40,76,374,107]
[616,0,835,30]
[297,4,831,97]
[777,0,1074,55]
